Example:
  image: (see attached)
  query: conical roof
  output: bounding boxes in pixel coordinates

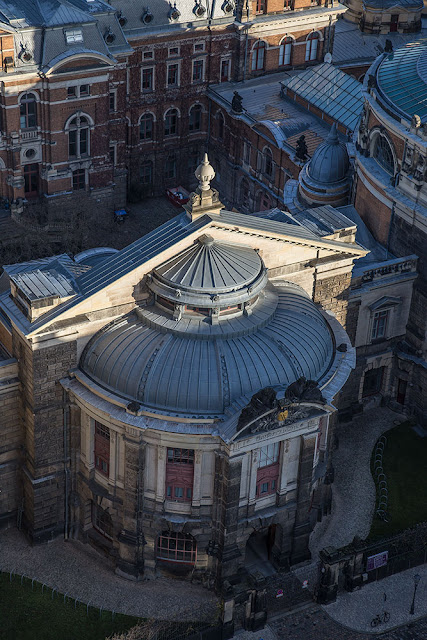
[307,123,350,184]
[153,235,263,294]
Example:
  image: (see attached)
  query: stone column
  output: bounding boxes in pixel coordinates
[192,449,202,508]
[219,454,245,582]
[108,430,117,487]
[247,448,259,517]
[116,434,145,580]
[155,445,166,502]
[290,432,317,565]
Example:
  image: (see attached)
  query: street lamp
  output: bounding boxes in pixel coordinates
[409,574,421,615]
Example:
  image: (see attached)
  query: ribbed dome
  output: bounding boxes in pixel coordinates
[80,282,334,418]
[307,123,350,184]
[154,235,262,293]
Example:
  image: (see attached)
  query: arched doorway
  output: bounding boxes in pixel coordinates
[245,525,277,577]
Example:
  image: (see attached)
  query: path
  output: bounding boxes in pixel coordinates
[0,528,217,622]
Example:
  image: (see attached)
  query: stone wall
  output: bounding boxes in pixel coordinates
[0,359,21,528]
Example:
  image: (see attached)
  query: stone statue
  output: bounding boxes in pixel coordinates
[237,387,277,428]
[411,114,421,129]
[284,376,326,404]
[384,39,393,53]
[231,91,243,114]
[295,135,308,161]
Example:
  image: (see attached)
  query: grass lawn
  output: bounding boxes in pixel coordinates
[369,421,427,539]
[0,573,140,640]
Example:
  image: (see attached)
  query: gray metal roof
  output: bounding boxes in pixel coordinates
[306,123,350,184]
[281,63,363,132]
[80,281,334,418]
[332,18,427,66]
[154,235,262,294]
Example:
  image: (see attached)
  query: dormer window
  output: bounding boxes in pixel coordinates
[141,8,154,24]
[65,29,83,44]
[104,28,116,44]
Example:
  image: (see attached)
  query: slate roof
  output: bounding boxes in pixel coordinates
[332,17,427,67]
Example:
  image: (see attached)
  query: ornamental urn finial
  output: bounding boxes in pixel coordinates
[195,153,215,192]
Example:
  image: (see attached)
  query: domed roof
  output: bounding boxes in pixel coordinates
[307,123,350,184]
[80,282,334,418]
[154,235,262,294]
[149,236,268,308]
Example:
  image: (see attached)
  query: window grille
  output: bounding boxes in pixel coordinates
[157,532,197,564]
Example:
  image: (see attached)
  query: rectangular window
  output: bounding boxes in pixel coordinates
[165,448,194,502]
[68,129,77,158]
[80,84,90,96]
[194,42,205,52]
[24,163,39,197]
[92,503,113,540]
[167,63,179,87]
[362,367,384,397]
[256,443,280,498]
[72,169,85,190]
[256,0,266,12]
[67,86,77,99]
[94,421,110,477]
[140,162,152,184]
[220,59,230,82]
[65,29,83,44]
[143,50,154,60]
[79,127,88,156]
[165,157,176,179]
[192,59,204,83]
[142,67,154,92]
[243,141,251,165]
[109,145,116,165]
[109,91,116,112]
[169,46,180,57]
[371,310,389,340]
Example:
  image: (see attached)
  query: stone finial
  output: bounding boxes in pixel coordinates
[184,153,223,220]
[195,153,215,191]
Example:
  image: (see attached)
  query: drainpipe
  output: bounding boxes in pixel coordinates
[385,201,395,259]
[63,389,70,540]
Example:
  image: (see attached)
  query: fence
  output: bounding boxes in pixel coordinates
[0,570,221,640]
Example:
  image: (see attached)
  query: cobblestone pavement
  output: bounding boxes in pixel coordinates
[324,565,427,633]
[0,528,217,621]
[309,407,406,559]
[268,605,427,640]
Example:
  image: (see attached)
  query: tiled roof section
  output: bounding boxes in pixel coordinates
[281,63,363,132]
[332,18,427,66]
[377,40,427,122]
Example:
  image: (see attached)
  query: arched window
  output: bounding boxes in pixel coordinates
[264,148,273,178]
[157,532,197,565]
[305,32,319,62]
[252,40,266,72]
[240,178,250,208]
[164,108,178,136]
[279,37,293,66]
[140,161,152,185]
[20,93,37,130]
[217,112,224,140]
[189,104,202,132]
[140,113,154,140]
[68,115,89,158]
[373,136,394,175]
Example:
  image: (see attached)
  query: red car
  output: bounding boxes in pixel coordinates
[166,186,190,207]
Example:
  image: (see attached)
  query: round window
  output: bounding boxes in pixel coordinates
[23,52,32,62]
[25,148,36,159]
[195,4,206,16]
[171,9,180,19]
[142,11,154,23]
[118,14,127,27]
[105,32,116,44]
